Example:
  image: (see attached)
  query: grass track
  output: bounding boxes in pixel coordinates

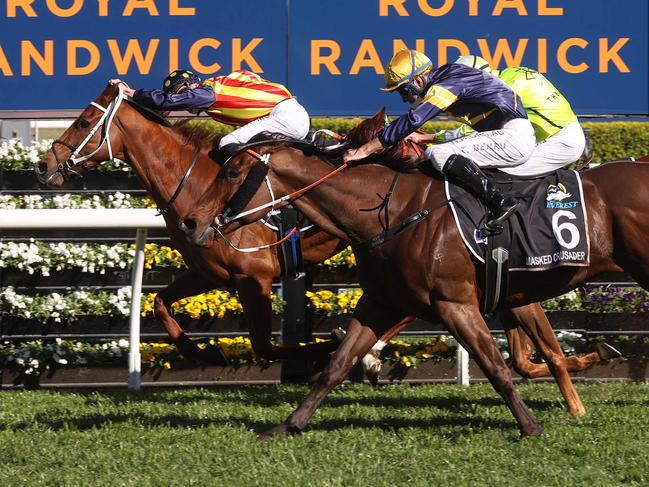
[0,382,647,486]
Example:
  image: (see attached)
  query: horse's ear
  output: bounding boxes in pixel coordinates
[369,108,386,128]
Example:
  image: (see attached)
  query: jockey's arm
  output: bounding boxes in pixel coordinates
[377,101,443,147]
[132,87,215,112]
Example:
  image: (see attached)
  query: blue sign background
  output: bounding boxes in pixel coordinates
[0,0,647,116]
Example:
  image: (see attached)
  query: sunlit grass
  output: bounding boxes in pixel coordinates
[0,383,647,486]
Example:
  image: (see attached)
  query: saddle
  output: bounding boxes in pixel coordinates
[446,168,590,313]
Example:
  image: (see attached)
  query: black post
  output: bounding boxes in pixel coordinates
[279,208,313,383]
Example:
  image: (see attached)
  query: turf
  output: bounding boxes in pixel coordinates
[0,382,647,486]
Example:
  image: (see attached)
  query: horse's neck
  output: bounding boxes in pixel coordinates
[117,108,208,209]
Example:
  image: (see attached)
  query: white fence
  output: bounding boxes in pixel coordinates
[0,209,167,390]
[0,209,472,388]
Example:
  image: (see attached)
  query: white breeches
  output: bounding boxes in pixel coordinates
[425,118,536,172]
[219,97,310,148]
[500,121,586,176]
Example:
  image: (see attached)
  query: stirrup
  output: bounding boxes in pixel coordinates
[485,200,520,234]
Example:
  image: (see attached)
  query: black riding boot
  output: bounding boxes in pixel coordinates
[212,143,241,164]
[442,154,520,231]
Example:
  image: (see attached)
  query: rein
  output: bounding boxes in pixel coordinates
[156,149,201,216]
[216,149,349,225]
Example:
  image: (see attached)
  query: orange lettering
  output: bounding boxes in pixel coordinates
[379,0,408,16]
[0,45,13,75]
[538,0,563,15]
[46,0,83,17]
[67,40,100,75]
[311,40,341,75]
[350,40,383,74]
[21,40,54,75]
[537,38,547,73]
[232,38,263,72]
[493,0,528,16]
[478,38,528,68]
[123,0,159,16]
[169,38,179,72]
[557,38,588,74]
[468,0,479,16]
[107,39,160,75]
[599,38,630,73]
[7,0,36,17]
[189,38,221,74]
[437,39,469,66]
[169,0,195,15]
[418,0,454,16]
[393,39,426,56]
[98,0,109,16]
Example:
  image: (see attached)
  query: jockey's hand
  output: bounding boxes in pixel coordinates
[405,131,436,145]
[108,79,135,97]
[343,138,384,164]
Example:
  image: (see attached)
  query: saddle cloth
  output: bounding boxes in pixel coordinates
[446,169,590,271]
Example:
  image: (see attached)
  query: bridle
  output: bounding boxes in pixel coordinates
[50,87,125,182]
[47,86,203,217]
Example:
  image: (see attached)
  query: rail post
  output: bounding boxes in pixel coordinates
[128,228,147,390]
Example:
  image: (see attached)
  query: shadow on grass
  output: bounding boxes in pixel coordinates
[1,408,519,439]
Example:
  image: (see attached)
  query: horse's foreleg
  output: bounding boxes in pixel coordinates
[236,277,337,362]
[259,297,402,439]
[154,271,227,364]
[503,304,586,417]
[436,301,542,437]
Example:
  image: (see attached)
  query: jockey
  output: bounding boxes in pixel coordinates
[451,55,586,176]
[343,49,536,231]
[111,69,310,162]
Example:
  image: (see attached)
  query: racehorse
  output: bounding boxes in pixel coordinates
[34,84,604,415]
[183,113,648,438]
[33,83,342,366]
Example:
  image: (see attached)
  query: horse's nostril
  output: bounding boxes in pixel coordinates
[181,219,197,233]
[36,161,49,175]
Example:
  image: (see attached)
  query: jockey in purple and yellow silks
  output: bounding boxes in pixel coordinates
[111,69,310,163]
[343,49,536,232]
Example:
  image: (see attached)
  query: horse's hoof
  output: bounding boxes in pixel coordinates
[258,423,300,441]
[520,424,543,437]
[202,345,229,366]
[365,362,381,387]
[568,406,587,418]
[595,342,622,361]
[331,327,346,344]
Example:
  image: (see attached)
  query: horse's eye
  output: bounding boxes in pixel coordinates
[76,119,90,129]
[227,168,240,179]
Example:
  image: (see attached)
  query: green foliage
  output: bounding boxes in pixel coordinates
[5,121,649,171]
[583,122,649,162]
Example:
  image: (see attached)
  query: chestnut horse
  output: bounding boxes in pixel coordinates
[185,115,648,438]
[34,84,602,410]
[34,83,342,366]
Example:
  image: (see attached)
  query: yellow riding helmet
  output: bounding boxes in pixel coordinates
[382,49,432,91]
[455,55,493,73]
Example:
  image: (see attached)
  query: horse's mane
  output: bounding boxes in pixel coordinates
[125,99,223,153]
[171,120,224,152]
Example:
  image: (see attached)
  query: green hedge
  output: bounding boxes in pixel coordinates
[176,119,649,164]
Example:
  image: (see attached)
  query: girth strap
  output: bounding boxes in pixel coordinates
[358,198,452,250]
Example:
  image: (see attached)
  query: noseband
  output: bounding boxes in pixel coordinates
[51,88,125,181]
